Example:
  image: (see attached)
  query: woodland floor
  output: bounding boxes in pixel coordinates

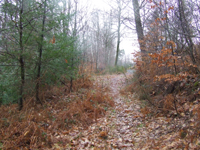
[52,73,200,150]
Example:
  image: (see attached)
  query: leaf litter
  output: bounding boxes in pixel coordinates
[0,74,199,149]
[57,74,200,150]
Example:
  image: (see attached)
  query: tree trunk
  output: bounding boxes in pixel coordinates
[132,0,145,53]
[95,12,100,71]
[19,0,25,110]
[115,0,121,66]
[35,0,47,104]
[177,0,196,65]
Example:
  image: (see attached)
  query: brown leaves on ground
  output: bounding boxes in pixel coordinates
[67,74,200,150]
[125,45,200,148]
[122,67,200,149]
[1,73,200,149]
[73,74,200,150]
[0,75,114,149]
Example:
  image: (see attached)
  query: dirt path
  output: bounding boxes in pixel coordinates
[59,74,199,150]
[63,74,143,149]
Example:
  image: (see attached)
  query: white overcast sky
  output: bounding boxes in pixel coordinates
[59,0,139,57]
[88,0,139,57]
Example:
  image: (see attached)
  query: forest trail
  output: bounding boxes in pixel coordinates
[62,74,140,149]
[54,74,198,150]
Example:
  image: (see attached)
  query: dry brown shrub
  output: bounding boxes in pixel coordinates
[130,44,199,107]
[163,94,174,110]
[0,105,52,149]
[73,75,93,91]
[0,74,114,149]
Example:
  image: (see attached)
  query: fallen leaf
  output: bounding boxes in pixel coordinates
[99,131,108,139]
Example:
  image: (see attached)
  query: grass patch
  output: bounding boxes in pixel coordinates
[105,66,127,74]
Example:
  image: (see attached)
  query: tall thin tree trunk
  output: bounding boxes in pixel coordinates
[95,42,98,71]
[115,36,120,66]
[95,13,100,71]
[36,0,47,104]
[115,0,121,66]
[132,0,145,53]
[19,0,25,110]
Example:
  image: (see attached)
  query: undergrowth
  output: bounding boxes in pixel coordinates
[0,74,114,149]
[122,44,200,147]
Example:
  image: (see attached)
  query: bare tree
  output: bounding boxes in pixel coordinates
[132,0,145,53]
[115,0,122,66]
[177,0,197,65]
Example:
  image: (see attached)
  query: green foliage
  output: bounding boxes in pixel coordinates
[0,67,20,104]
[0,0,80,105]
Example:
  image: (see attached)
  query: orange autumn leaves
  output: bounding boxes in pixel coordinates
[49,36,68,64]
[49,35,55,44]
